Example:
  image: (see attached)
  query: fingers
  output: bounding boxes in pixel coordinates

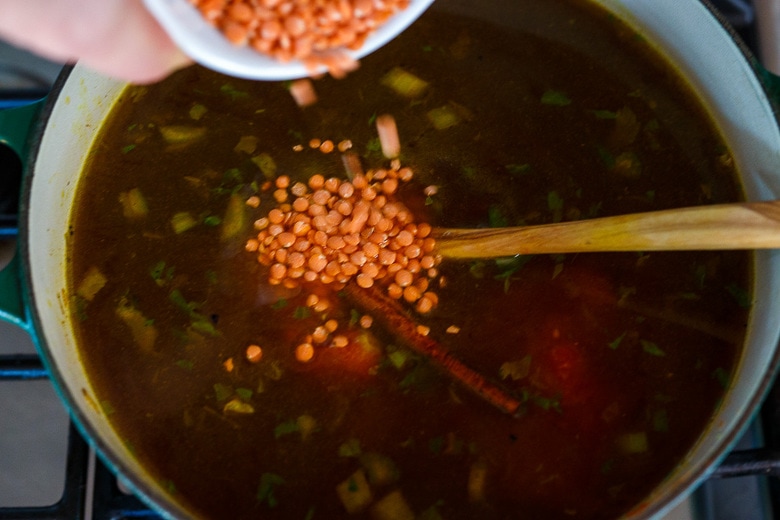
[0,0,191,83]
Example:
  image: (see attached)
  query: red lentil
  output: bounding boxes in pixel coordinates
[245,344,263,363]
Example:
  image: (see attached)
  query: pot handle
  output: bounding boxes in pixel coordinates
[0,99,46,329]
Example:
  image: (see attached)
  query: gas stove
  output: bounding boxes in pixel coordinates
[0,1,777,518]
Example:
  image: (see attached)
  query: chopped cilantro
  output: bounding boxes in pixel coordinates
[293,306,311,319]
[725,283,751,309]
[712,367,730,389]
[274,420,301,439]
[349,308,361,326]
[506,163,531,175]
[641,340,666,357]
[161,479,177,494]
[256,473,285,508]
[213,383,233,403]
[653,409,669,433]
[203,215,222,226]
[547,190,564,212]
[338,438,362,458]
[488,205,508,228]
[175,359,194,371]
[236,387,253,401]
[428,436,444,455]
[592,109,618,119]
[597,147,615,169]
[541,90,572,106]
[499,355,532,381]
[271,298,289,310]
[100,400,115,416]
[608,332,626,350]
[220,83,248,100]
[121,144,136,154]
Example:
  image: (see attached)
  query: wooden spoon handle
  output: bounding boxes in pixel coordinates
[434,200,780,259]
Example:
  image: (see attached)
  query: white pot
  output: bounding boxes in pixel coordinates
[2,1,779,518]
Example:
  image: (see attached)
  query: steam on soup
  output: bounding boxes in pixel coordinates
[68,0,751,518]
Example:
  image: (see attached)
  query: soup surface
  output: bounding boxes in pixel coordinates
[68,1,751,519]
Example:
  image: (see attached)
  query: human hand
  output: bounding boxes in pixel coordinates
[0,0,191,84]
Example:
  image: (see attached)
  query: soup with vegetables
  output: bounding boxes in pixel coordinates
[68,0,751,518]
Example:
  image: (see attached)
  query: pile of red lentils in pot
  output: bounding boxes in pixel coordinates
[190,0,411,76]
[243,126,443,364]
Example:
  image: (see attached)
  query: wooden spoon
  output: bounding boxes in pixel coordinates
[434,200,780,259]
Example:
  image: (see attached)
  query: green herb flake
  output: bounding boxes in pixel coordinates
[506,163,531,175]
[547,191,564,212]
[608,331,626,350]
[652,409,669,433]
[640,340,666,357]
[597,147,616,169]
[189,103,207,120]
[293,306,311,319]
[236,387,253,401]
[349,308,361,326]
[220,83,249,101]
[100,400,115,416]
[213,383,233,403]
[175,359,194,371]
[256,473,285,508]
[367,137,382,153]
[499,355,532,381]
[541,90,572,106]
[339,438,362,458]
[121,144,136,154]
[271,298,289,310]
[388,349,408,370]
[203,215,221,226]
[161,479,177,495]
[274,420,301,439]
[593,109,618,119]
[712,367,730,389]
[428,436,444,455]
[725,283,751,309]
[488,205,508,228]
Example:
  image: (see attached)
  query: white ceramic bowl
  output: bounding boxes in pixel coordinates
[142,0,436,80]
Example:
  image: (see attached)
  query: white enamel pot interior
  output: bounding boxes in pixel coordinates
[16,0,780,518]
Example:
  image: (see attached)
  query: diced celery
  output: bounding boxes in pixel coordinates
[189,103,207,120]
[336,469,373,514]
[118,188,149,219]
[381,67,429,98]
[159,126,206,144]
[251,152,277,179]
[618,432,649,454]
[426,106,461,130]
[221,194,246,241]
[115,297,158,351]
[223,398,255,415]
[360,452,399,487]
[234,135,258,154]
[171,212,198,234]
[388,350,408,370]
[371,490,415,520]
[76,266,107,301]
[297,414,318,441]
[467,459,488,503]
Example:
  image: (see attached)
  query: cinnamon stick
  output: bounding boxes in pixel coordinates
[343,283,522,416]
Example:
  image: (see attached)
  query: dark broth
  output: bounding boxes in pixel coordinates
[68,1,750,518]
